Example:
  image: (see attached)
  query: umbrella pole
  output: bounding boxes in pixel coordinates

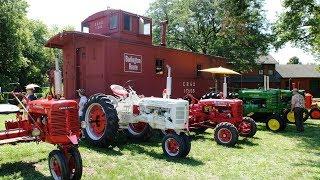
[223,76,227,99]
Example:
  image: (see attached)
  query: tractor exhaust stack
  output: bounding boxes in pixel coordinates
[166,65,172,98]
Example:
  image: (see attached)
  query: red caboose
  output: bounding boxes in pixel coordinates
[46,9,227,99]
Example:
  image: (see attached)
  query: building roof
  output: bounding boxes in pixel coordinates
[276,64,320,78]
[256,55,279,64]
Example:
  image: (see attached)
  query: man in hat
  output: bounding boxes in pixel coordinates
[25,87,37,101]
[77,89,87,117]
[291,88,305,132]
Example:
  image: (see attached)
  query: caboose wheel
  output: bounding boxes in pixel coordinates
[238,117,257,137]
[126,122,152,141]
[214,122,239,146]
[81,94,119,147]
[48,150,69,180]
[67,147,83,180]
[162,133,188,158]
[310,107,320,119]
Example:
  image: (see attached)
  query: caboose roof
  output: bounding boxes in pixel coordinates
[45,31,109,48]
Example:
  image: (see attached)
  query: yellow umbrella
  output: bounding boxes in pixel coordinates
[199,66,240,75]
[199,67,241,98]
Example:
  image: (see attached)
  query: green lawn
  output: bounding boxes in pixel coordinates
[0,114,319,179]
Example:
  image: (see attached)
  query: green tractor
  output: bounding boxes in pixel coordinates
[238,89,308,132]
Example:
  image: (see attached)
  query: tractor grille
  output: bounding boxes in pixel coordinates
[50,109,80,136]
[175,106,187,125]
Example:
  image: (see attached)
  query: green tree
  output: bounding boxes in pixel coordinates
[287,56,301,64]
[273,0,320,55]
[0,0,28,87]
[147,0,271,72]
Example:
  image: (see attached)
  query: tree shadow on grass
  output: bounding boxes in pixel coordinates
[292,160,320,178]
[123,143,204,166]
[0,159,50,180]
[238,138,259,147]
[278,121,320,149]
[79,140,124,156]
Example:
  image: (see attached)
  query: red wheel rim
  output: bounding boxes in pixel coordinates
[50,157,62,178]
[311,110,320,119]
[218,128,232,143]
[165,138,180,156]
[238,121,251,135]
[87,104,107,139]
[128,122,147,133]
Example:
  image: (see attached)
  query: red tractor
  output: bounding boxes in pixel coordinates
[0,94,82,180]
[184,94,257,146]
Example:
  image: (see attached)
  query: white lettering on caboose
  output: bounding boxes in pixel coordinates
[124,53,142,73]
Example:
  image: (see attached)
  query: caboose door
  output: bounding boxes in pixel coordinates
[75,47,86,91]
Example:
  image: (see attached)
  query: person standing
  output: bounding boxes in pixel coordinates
[291,88,305,132]
[76,89,88,117]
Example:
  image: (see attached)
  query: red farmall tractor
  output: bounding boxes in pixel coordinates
[0,93,82,180]
[184,94,257,146]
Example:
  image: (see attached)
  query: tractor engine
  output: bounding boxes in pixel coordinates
[28,98,81,144]
[135,97,189,130]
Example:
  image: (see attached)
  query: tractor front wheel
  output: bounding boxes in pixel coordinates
[126,122,152,141]
[162,133,189,158]
[48,150,69,180]
[67,147,83,180]
[214,122,239,147]
[309,108,320,119]
[238,117,257,138]
[81,94,119,147]
[266,114,286,132]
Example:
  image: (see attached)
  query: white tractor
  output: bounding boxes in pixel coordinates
[81,83,191,158]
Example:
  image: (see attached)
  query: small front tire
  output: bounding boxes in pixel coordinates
[162,133,188,158]
[48,150,69,180]
[214,122,239,147]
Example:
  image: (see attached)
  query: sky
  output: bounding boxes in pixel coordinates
[26,0,318,65]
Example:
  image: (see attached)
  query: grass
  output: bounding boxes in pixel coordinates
[0,114,319,179]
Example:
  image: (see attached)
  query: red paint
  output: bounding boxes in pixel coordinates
[46,9,227,100]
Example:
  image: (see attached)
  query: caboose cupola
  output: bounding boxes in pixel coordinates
[81,9,152,45]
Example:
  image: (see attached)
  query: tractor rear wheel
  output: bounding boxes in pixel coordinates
[238,117,257,137]
[48,150,69,180]
[162,133,188,158]
[67,147,83,180]
[285,109,309,123]
[81,94,119,147]
[214,122,239,146]
[126,122,152,141]
[265,114,286,132]
[310,107,320,119]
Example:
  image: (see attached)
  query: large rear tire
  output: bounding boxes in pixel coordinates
[285,109,309,123]
[214,122,239,147]
[310,107,320,119]
[265,114,286,132]
[238,117,257,137]
[48,150,69,180]
[125,122,152,141]
[81,94,119,147]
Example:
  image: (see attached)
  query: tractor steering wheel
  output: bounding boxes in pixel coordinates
[183,94,199,105]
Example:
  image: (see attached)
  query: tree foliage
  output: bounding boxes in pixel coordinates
[287,56,301,64]
[0,0,65,90]
[273,0,320,56]
[147,0,271,72]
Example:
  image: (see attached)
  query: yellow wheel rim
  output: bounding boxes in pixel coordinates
[287,111,295,123]
[268,119,281,131]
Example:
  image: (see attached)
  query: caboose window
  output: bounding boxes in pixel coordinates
[124,14,132,31]
[110,15,118,29]
[196,64,202,76]
[155,59,164,75]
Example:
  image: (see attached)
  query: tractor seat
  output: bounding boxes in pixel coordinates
[110,84,128,97]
